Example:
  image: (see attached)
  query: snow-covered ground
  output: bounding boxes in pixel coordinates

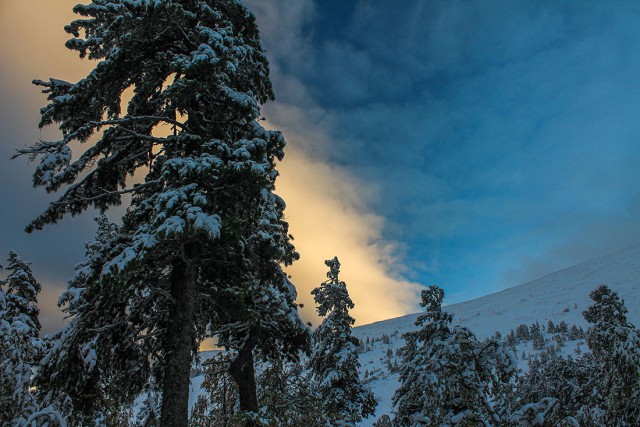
[354,244,640,425]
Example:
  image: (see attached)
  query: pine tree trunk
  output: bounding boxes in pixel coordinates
[229,329,259,419]
[160,251,197,427]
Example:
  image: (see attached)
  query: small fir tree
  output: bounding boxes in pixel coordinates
[547,320,556,334]
[309,257,377,426]
[515,324,530,342]
[568,324,584,340]
[373,414,392,427]
[530,322,545,350]
[582,285,640,425]
[0,251,45,424]
[558,321,568,334]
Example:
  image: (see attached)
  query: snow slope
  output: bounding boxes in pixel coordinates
[354,244,640,425]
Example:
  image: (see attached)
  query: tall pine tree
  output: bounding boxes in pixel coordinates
[309,257,376,426]
[17,1,307,425]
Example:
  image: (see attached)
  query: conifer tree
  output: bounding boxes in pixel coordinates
[309,257,377,426]
[373,414,392,427]
[36,216,139,423]
[0,251,45,424]
[514,350,585,424]
[512,286,640,425]
[582,285,640,425]
[18,1,307,425]
[529,322,545,350]
[393,286,526,426]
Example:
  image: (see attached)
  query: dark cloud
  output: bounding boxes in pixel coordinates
[0,1,116,333]
[0,78,97,332]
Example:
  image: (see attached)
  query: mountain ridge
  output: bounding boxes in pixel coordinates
[355,243,640,340]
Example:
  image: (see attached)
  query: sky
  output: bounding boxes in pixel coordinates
[2,1,640,334]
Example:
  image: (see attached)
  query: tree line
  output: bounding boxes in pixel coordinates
[388,284,640,426]
[3,248,639,426]
[1,252,375,426]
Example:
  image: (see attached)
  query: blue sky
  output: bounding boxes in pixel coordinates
[2,0,640,330]
[247,0,640,301]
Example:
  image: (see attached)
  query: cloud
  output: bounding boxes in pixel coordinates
[277,146,422,326]
[244,0,316,70]
[265,0,640,302]
[246,0,423,324]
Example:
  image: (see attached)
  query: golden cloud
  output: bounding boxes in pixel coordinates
[278,145,422,326]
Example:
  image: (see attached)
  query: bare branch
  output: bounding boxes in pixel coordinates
[51,179,163,207]
[90,115,190,132]
[115,125,170,144]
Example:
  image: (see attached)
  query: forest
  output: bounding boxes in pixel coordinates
[1,1,639,426]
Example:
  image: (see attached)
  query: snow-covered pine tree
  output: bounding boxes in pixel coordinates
[210,188,309,418]
[309,257,377,426]
[514,286,640,425]
[373,414,392,427]
[17,1,308,425]
[0,251,45,424]
[515,324,530,342]
[530,322,545,351]
[547,320,556,334]
[568,324,584,340]
[392,286,520,426]
[582,285,640,425]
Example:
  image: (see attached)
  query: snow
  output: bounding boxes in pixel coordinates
[357,244,640,342]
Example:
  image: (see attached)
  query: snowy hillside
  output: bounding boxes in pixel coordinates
[354,244,640,425]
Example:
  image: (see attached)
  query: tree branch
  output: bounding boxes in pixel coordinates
[90,115,191,133]
[51,179,163,207]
